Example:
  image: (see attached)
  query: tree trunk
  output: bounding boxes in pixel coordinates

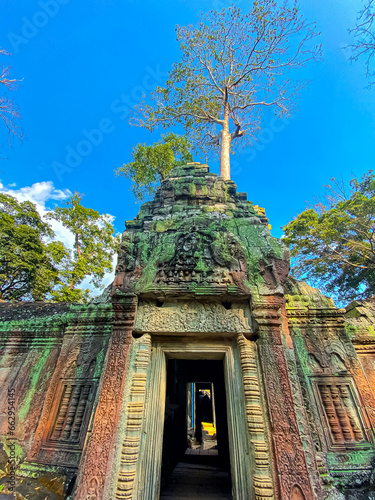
[75,232,81,256]
[220,104,231,180]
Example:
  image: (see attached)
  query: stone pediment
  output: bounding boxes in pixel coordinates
[154,229,247,288]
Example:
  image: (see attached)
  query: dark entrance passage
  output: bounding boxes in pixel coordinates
[160,359,232,499]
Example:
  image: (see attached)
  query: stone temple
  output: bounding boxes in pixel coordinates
[1,163,375,499]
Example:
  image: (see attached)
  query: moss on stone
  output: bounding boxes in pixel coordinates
[189,183,196,196]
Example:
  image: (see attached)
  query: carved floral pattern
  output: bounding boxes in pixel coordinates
[134,302,250,334]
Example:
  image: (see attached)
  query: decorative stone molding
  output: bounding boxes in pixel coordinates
[134,301,251,335]
[74,295,137,500]
[237,334,275,499]
[133,337,252,500]
[314,379,367,448]
[112,334,151,500]
[254,300,315,499]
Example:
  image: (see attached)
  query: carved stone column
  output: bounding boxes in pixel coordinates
[237,333,275,500]
[74,294,137,500]
[253,298,315,500]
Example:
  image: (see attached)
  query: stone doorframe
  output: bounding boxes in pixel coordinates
[133,336,253,500]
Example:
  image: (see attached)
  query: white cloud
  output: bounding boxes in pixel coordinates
[0,180,72,205]
[0,180,75,249]
[0,180,116,297]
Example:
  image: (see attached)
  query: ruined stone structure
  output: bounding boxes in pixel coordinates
[1,163,375,499]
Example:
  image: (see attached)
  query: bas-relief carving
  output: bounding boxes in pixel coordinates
[284,352,323,500]
[27,337,81,462]
[288,304,375,497]
[236,334,275,500]
[154,230,247,287]
[108,334,151,500]
[74,298,137,500]
[134,302,251,334]
[254,302,315,499]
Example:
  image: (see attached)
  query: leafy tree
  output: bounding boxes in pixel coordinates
[0,49,22,143]
[0,193,58,300]
[134,2,321,180]
[349,0,375,86]
[115,133,193,202]
[283,171,375,303]
[0,192,119,303]
[46,193,119,302]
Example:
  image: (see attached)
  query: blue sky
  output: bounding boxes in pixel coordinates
[1,0,374,243]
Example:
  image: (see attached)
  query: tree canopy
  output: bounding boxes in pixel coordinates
[115,133,193,202]
[134,1,321,180]
[0,192,119,302]
[0,193,58,300]
[46,193,119,302]
[283,171,375,303]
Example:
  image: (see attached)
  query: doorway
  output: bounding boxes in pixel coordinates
[133,341,251,500]
[159,359,232,498]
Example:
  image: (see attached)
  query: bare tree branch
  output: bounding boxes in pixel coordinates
[349,0,375,86]
[133,2,321,179]
[0,49,23,144]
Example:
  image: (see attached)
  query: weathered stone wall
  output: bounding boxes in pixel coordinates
[0,303,112,499]
[285,278,375,499]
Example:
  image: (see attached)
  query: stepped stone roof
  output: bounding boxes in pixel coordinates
[112,163,289,299]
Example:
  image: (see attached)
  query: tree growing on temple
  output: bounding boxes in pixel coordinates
[46,193,119,302]
[0,49,22,143]
[133,1,321,180]
[349,0,375,86]
[283,171,375,303]
[116,133,193,201]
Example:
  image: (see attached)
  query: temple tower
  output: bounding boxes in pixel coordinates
[75,163,317,499]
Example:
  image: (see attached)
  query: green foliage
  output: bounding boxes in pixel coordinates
[134,2,321,177]
[0,192,119,303]
[46,193,119,302]
[115,133,193,201]
[0,193,58,300]
[283,171,375,302]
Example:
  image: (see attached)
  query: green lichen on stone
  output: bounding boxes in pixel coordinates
[155,219,175,233]
[193,253,210,273]
[292,329,310,375]
[94,345,106,378]
[18,346,52,421]
[135,232,176,292]
[1,438,24,463]
[189,183,196,196]
[113,163,291,297]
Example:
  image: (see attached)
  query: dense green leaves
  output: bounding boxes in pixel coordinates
[46,193,119,303]
[283,172,375,302]
[0,192,119,303]
[115,133,193,201]
[134,2,321,178]
[0,193,58,300]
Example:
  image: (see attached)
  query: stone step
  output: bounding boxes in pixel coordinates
[160,456,232,499]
